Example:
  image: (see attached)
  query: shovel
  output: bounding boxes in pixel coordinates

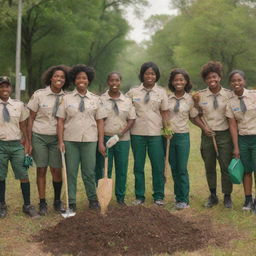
[97,148,113,215]
[61,151,76,218]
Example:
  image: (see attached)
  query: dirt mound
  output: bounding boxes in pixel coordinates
[35,206,235,256]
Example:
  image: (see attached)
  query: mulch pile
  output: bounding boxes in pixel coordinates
[34,205,236,256]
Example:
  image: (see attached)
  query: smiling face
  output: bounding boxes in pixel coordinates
[108,73,121,94]
[75,72,89,94]
[0,83,12,101]
[172,74,187,93]
[229,73,245,96]
[143,68,156,87]
[50,70,65,92]
[205,72,221,92]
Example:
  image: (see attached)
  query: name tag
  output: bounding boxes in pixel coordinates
[233,107,240,112]
[133,98,141,102]
[201,102,208,105]
[40,104,49,108]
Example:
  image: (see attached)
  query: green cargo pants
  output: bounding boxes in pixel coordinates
[95,136,130,201]
[200,130,233,195]
[64,141,97,204]
[131,135,165,201]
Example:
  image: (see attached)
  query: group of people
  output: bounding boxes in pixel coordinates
[0,60,255,218]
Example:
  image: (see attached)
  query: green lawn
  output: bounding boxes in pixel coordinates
[0,125,256,256]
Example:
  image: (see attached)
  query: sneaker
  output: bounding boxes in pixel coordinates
[154,199,165,206]
[224,195,232,208]
[175,202,190,210]
[53,200,65,213]
[132,199,144,205]
[242,198,253,211]
[204,194,219,208]
[0,202,7,218]
[38,202,48,216]
[23,205,39,218]
[69,203,77,212]
[251,199,256,214]
[89,200,100,210]
[117,199,127,206]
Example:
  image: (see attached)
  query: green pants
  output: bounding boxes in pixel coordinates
[238,135,256,173]
[95,136,130,201]
[131,135,165,201]
[200,130,233,195]
[0,140,28,180]
[168,133,190,203]
[64,141,97,204]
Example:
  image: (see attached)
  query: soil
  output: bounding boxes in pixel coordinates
[34,205,237,256]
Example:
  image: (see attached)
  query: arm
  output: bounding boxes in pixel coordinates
[190,116,215,137]
[27,110,37,155]
[119,119,135,138]
[19,120,29,154]
[160,109,170,128]
[57,117,65,153]
[228,117,240,159]
[97,119,106,156]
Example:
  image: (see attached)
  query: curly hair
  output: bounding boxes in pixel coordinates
[107,71,122,81]
[69,64,95,85]
[168,68,192,93]
[201,61,223,80]
[41,65,70,90]
[228,70,245,82]
[138,62,160,83]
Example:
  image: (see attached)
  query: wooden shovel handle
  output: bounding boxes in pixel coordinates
[103,148,108,179]
[201,117,219,157]
[61,152,69,210]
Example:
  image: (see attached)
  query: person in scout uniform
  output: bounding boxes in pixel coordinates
[167,68,209,210]
[57,64,106,212]
[95,72,136,206]
[27,65,69,216]
[0,76,38,218]
[126,62,169,206]
[194,61,233,208]
[226,70,256,212]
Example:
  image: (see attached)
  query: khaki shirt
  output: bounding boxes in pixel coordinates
[226,89,256,135]
[57,89,106,142]
[27,86,64,135]
[126,83,169,136]
[0,98,29,141]
[100,91,136,141]
[197,87,232,131]
[168,92,198,133]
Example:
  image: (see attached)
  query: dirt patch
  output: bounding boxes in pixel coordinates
[34,206,237,256]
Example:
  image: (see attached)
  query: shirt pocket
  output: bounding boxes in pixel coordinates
[150,98,161,112]
[39,104,52,116]
[66,104,78,117]
[9,108,20,121]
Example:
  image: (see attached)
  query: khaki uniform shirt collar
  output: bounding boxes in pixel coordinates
[0,97,13,105]
[45,86,64,96]
[242,88,250,98]
[73,88,92,99]
[104,90,126,101]
[169,92,188,100]
[206,87,225,97]
[139,83,158,92]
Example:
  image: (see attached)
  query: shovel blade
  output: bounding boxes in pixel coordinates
[97,178,113,215]
[61,209,76,218]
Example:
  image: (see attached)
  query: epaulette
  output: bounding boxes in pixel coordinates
[248,89,256,93]
[33,88,45,94]
[197,89,207,93]
[222,88,231,92]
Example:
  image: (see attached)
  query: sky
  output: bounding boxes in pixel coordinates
[125,0,177,43]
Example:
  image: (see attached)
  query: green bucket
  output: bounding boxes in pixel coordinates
[228,158,245,184]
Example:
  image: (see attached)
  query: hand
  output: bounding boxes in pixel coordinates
[27,143,33,155]
[58,142,65,153]
[98,142,106,156]
[203,127,215,137]
[24,141,31,155]
[233,147,240,159]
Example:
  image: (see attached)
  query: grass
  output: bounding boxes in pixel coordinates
[0,125,256,256]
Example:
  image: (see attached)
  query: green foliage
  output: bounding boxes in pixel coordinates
[0,0,148,97]
[147,0,256,89]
